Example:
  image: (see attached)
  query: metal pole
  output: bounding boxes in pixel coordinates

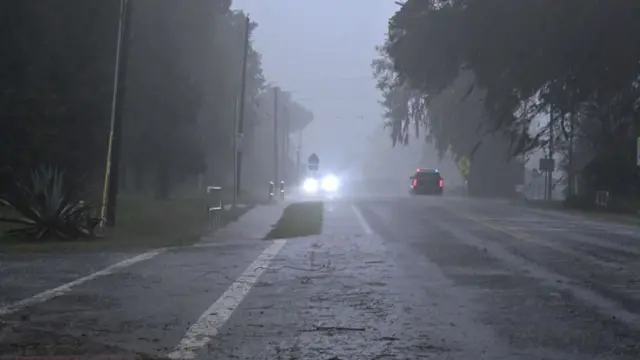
[100,0,133,227]
[283,107,289,183]
[547,109,555,201]
[235,15,251,203]
[273,87,279,186]
[296,130,302,183]
[568,111,574,197]
[232,96,239,207]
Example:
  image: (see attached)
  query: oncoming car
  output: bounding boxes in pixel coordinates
[409,168,444,195]
[301,173,340,197]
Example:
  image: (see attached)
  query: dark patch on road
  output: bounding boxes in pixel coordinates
[264,201,324,239]
[448,273,532,291]
[0,324,168,359]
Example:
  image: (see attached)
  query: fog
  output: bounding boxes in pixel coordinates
[233,0,398,173]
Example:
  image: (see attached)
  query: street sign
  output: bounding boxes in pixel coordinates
[308,153,319,171]
[539,158,555,172]
[457,156,470,180]
[636,137,640,166]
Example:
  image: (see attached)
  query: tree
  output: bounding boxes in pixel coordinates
[120,1,267,199]
[0,1,121,195]
[0,0,269,203]
[375,0,640,200]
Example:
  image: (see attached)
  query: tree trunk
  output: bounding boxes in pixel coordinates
[154,157,170,200]
[120,163,128,192]
[134,161,145,191]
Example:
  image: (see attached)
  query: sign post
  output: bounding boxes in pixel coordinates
[457,156,470,181]
[636,136,640,166]
[457,156,470,196]
[539,158,555,201]
[308,153,319,172]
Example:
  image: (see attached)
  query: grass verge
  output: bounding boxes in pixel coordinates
[265,201,324,239]
[0,196,254,253]
[513,198,640,226]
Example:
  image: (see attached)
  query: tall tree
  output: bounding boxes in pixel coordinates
[0,1,120,190]
[375,0,640,199]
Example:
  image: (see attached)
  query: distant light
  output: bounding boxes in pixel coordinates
[434,168,439,172]
[321,174,339,192]
[416,168,420,172]
[303,178,318,193]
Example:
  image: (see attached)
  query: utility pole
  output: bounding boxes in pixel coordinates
[234,15,251,205]
[296,130,302,183]
[101,0,133,227]
[273,87,279,186]
[283,107,290,183]
[547,109,555,201]
[567,110,575,197]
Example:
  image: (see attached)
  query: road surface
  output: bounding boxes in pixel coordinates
[1,195,639,359]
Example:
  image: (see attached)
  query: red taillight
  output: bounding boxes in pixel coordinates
[412,179,417,187]
[439,179,444,187]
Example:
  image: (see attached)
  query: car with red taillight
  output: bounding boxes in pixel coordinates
[409,168,444,195]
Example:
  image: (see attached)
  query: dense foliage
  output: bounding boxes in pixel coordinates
[0,0,313,238]
[0,166,100,240]
[375,0,640,201]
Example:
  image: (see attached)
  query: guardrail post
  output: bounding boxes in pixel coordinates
[269,182,275,202]
[279,180,285,200]
[206,186,223,229]
[595,190,610,210]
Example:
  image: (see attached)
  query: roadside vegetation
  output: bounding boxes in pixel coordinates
[375,1,640,212]
[0,1,311,250]
[0,166,254,252]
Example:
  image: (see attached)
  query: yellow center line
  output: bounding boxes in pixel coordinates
[456,211,535,242]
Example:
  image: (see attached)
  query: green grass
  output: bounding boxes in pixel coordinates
[515,198,566,210]
[265,201,324,239]
[513,198,640,226]
[0,196,254,253]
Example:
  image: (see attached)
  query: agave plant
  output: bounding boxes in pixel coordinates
[0,165,102,240]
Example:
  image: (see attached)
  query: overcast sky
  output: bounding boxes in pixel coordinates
[231,0,398,169]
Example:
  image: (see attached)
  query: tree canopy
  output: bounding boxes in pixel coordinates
[375,0,640,200]
[0,0,313,202]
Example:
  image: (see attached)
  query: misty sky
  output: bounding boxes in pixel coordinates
[232,0,398,170]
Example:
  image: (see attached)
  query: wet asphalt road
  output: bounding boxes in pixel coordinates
[0,194,639,359]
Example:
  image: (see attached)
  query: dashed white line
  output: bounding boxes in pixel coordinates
[167,239,287,360]
[0,248,165,317]
[352,204,373,234]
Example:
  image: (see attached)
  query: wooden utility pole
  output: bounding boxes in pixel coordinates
[234,16,251,205]
[296,130,302,182]
[273,87,279,185]
[283,107,290,183]
[547,109,555,201]
[101,0,133,227]
[567,111,575,197]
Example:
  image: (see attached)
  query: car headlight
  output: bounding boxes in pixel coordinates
[321,175,339,191]
[303,178,318,193]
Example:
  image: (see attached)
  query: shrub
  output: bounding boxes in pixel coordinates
[0,165,101,240]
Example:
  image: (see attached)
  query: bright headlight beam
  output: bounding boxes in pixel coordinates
[303,178,318,193]
[321,175,339,191]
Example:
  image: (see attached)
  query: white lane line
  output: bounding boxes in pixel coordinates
[167,239,287,360]
[352,204,372,234]
[0,248,165,317]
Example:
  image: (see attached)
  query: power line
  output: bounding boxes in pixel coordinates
[278,76,376,93]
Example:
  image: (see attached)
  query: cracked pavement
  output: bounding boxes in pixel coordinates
[1,194,639,359]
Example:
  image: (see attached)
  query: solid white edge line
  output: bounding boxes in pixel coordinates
[351,204,373,234]
[0,248,166,317]
[167,239,287,360]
